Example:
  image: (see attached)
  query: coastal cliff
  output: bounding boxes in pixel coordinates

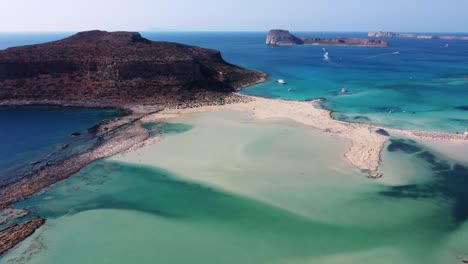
[267,30,388,47]
[369,31,468,40]
[0,30,266,106]
[266,30,304,45]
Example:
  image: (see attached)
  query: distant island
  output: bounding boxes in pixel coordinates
[0,30,266,108]
[368,31,468,40]
[266,29,389,47]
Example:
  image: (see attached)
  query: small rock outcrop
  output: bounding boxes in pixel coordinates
[266,30,304,45]
[267,30,388,47]
[0,218,45,255]
[0,30,266,106]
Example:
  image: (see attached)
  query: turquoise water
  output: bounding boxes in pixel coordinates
[143,122,193,137]
[140,32,468,132]
[1,33,468,263]
[2,32,467,132]
[2,111,467,263]
[0,106,122,185]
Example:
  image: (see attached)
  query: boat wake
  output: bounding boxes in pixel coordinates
[323,48,330,61]
[365,51,400,59]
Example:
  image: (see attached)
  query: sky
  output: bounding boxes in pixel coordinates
[1,0,467,32]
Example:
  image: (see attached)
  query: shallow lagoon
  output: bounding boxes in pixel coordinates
[2,111,467,264]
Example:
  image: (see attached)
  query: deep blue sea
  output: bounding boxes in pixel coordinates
[1,32,468,264]
[141,32,468,132]
[0,106,120,185]
[0,32,467,180]
[1,32,467,132]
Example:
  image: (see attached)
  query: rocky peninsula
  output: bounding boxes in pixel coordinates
[0,30,266,107]
[368,31,468,40]
[267,29,388,47]
[0,30,266,255]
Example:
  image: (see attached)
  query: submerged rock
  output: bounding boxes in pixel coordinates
[375,128,390,136]
[387,139,421,154]
[367,173,383,179]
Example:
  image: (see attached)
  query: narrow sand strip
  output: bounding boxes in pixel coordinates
[142,95,386,172]
[141,94,467,173]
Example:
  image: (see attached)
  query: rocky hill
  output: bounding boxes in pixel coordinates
[267,30,388,47]
[0,30,266,106]
[266,30,304,45]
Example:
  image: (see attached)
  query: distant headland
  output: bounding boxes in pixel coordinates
[266,29,388,47]
[368,31,468,40]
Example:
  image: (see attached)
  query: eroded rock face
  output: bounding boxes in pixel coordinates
[0,30,266,105]
[266,30,304,45]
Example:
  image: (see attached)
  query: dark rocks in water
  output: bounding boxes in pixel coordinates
[367,173,383,179]
[380,184,433,199]
[416,151,436,165]
[352,115,371,121]
[455,106,468,111]
[87,124,100,134]
[381,138,468,225]
[334,113,349,121]
[387,139,422,154]
[0,217,45,255]
[305,97,327,102]
[417,151,451,172]
[266,30,389,47]
[59,144,69,150]
[441,164,468,223]
[375,128,390,136]
[0,30,266,106]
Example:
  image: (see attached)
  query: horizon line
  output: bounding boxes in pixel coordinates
[1,30,468,34]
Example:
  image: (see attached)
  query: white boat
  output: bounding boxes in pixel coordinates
[277,79,286,84]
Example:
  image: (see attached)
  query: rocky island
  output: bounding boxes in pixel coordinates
[368,31,468,40]
[0,30,266,107]
[266,29,388,47]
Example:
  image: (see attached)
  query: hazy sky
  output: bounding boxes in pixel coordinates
[1,0,467,32]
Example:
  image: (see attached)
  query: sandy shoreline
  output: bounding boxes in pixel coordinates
[143,95,384,172]
[142,94,468,174]
[0,93,467,257]
[1,93,466,208]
